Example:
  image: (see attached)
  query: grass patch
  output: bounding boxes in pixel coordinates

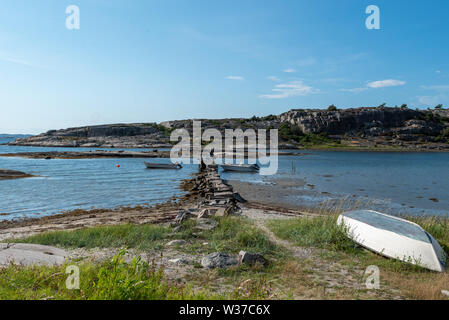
[208,217,282,257]
[1,218,286,300]
[0,249,223,300]
[267,215,359,254]
[10,217,282,259]
[9,224,169,251]
[267,215,449,273]
[175,217,284,259]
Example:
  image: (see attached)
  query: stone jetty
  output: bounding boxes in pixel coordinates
[189,164,245,216]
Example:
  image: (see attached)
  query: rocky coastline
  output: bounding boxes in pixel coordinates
[8,106,449,151]
[0,150,171,160]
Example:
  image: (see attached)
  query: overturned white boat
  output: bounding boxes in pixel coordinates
[220,164,260,173]
[338,210,447,272]
[144,162,182,169]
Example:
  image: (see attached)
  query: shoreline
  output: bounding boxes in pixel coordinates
[0,150,306,160]
[1,165,448,300]
[301,146,449,153]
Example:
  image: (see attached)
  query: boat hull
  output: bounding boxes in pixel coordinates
[338,210,447,272]
[220,164,259,173]
[144,162,182,169]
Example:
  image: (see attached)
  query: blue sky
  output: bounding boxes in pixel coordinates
[1,0,449,134]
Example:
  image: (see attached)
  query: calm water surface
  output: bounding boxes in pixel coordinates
[0,135,196,220]
[221,151,449,217]
[1,135,448,219]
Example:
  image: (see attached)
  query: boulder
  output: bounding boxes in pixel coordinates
[238,251,268,266]
[0,243,68,267]
[201,252,238,269]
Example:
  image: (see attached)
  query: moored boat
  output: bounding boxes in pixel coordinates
[338,210,447,272]
[220,164,260,173]
[144,162,182,169]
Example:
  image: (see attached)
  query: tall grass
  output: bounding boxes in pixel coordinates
[10,224,169,251]
[0,250,220,300]
[267,215,360,254]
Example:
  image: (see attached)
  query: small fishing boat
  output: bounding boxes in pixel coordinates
[338,210,447,272]
[144,162,182,170]
[220,164,260,173]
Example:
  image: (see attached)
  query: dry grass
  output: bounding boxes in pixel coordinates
[382,271,449,300]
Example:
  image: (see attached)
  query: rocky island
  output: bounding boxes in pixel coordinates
[0,169,34,180]
[8,106,449,151]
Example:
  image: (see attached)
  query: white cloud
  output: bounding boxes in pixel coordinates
[283,68,296,73]
[340,87,368,93]
[341,79,406,94]
[260,81,318,99]
[367,79,406,88]
[226,76,244,81]
[267,76,281,82]
[436,70,441,74]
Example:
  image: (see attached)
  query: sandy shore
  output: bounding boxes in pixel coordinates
[227,178,320,212]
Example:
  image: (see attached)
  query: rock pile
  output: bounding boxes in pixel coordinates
[172,165,244,229]
[190,164,244,216]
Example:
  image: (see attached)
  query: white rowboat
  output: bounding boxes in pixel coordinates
[338,210,447,272]
[220,164,260,173]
